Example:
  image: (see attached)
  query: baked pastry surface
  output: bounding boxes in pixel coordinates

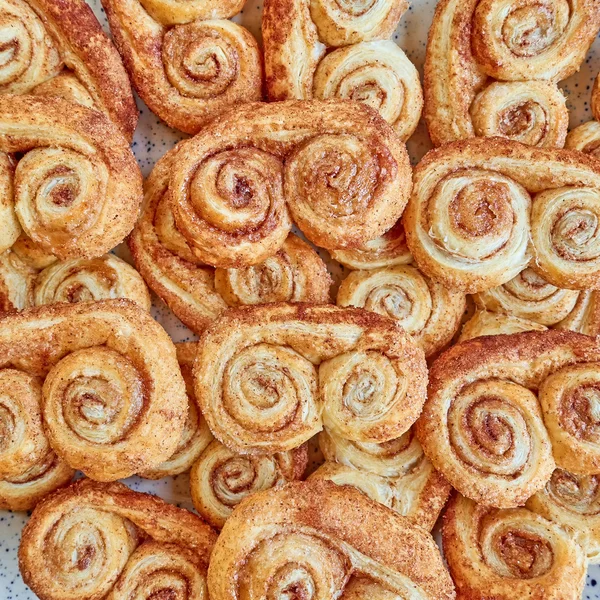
[102,0,262,133]
[19,479,217,600]
[207,480,455,600]
[0,0,137,139]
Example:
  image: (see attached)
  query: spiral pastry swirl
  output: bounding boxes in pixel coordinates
[313,41,423,141]
[0,449,73,511]
[312,427,451,531]
[166,101,410,266]
[555,289,600,335]
[263,0,421,138]
[404,138,600,293]
[0,153,19,254]
[102,0,261,134]
[0,95,142,260]
[416,330,600,507]
[0,300,188,481]
[215,235,331,307]
[207,481,455,600]
[528,468,600,563]
[330,221,412,270]
[337,265,466,357]
[539,363,600,473]
[33,254,151,310]
[474,267,579,325]
[459,310,547,341]
[443,493,587,599]
[470,81,568,148]
[190,441,307,529]
[424,0,600,147]
[141,343,214,479]
[0,0,136,138]
[194,304,427,454]
[19,479,217,600]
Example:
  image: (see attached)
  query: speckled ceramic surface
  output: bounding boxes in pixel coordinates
[2,1,600,598]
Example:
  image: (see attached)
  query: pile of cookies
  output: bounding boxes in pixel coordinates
[3,0,600,598]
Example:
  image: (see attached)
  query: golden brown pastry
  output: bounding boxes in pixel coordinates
[19,479,217,600]
[567,119,600,157]
[214,235,332,306]
[0,95,142,261]
[311,427,451,531]
[404,138,600,293]
[539,362,600,473]
[194,303,427,454]
[0,299,188,481]
[263,0,422,141]
[152,100,411,268]
[415,331,600,507]
[424,0,599,147]
[207,480,455,600]
[101,0,261,134]
[0,450,73,511]
[129,145,332,332]
[443,493,586,600]
[459,310,547,341]
[554,289,600,335]
[0,0,137,139]
[330,220,412,270]
[337,264,465,357]
[528,468,600,563]
[0,368,74,510]
[190,441,307,529]
[0,252,150,313]
[140,343,213,479]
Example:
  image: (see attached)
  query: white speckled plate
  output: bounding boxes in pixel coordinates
[2,1,600,598]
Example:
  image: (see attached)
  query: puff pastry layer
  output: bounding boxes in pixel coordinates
[19,479,217,600]
[0,0,137,139]
[443,493,586,600]
[207,480,455,600]
[416,330,600,506]
[0,96,142,261]
[193,303,427,454]
[337,264,465,357]
[0,299,187,481]
[263,0,422,141]
[424,0,599,147]
[311,427,451,531]
[129,144,332,332]
[152,100,411,267]
[404,138,600,292]
[102,0,261,134]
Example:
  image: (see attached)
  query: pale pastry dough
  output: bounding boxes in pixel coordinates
[162,100,411,266]
[424,0,598,147]
[19,479,217,600]
[0,0,137,139]
[263,0,422,140]
[415,330,600,507]
[0,299,188,481]
[311,427,451,531]
[459,310,547,341]
[102,0,261,134]
[566,119,600,158]
[404,138,600,292]
[0,248,36,312]
[193,303,427,454]
[528,468,600,563]
[330,220,412,270]
[337,264,465,357]
[140,343,213,479]
[207,481,455,600]
[190,441,307,528]
[0,95,142,261]
[443,493,586,600]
